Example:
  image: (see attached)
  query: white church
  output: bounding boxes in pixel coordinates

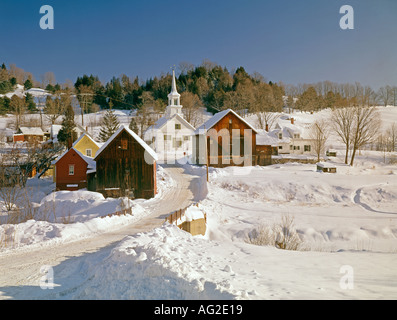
[144,70,195,163]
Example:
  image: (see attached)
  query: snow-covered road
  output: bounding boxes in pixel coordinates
[0,165,201,298]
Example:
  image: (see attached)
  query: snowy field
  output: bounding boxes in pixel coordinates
[0,105,396,300]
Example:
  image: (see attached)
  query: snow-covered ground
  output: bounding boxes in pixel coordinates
[0,106,396,300]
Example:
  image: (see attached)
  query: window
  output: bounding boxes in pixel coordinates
[175,123,181,130]
[120,139,128,150]
[164,135,171,141]
[173,138,182,148]
[293,146,300,151]
[69,165,74,176]
[290,145,293,150]
[278,133,282,139]
[86,149,92,157]
[183,136,190,141]
[279,146,283,150]
[294,134,300,139]
[304,145,311,152]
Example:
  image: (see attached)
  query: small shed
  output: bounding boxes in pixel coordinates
[316,162,337,173]
[326,149,337,157]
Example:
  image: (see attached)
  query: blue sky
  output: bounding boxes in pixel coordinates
[0,0,396,89]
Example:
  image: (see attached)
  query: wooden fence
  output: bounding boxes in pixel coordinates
[101,207,133,219]
[166,204,205,225]
[165,207,187,225]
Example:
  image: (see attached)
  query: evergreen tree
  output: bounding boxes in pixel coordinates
[25,93,37,112]
[24,79,33,90]
[129,116,138,134]
[98,108,120,142]
[57,104,77,149]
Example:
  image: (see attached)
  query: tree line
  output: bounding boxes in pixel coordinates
[1,60,397,155]
[2,60,396,120]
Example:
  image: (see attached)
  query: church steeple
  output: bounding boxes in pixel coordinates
[166,69,183,118]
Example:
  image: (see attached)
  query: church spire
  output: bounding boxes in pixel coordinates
[166,67,182,118]
[170,69,178,95]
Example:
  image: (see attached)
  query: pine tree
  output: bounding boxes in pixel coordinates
[24,79,33,90]
[98,108,120,142]
[129,116,138,134]
[57,104,77,149]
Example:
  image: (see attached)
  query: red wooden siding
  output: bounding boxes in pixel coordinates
[196,112,257,168]
[55,149,88,191]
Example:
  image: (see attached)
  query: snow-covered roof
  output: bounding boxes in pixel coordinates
[147,113,195,132]
[72,133,101,149]
[317,162,337,168]
[54,147,96,170]
[50,124,62,136]
[274,119,314,140]
[18,127,44,135]
[95,125,158,161]
[194,109,258,135]
[256,129,279,146]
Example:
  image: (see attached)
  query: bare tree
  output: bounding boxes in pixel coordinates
[41,71,56,88]
[385,122,397,152]
[76,85,94,126]
[378,86,392,107]
[391,86,397,106]
[331,106,355,164]
[252,83,281,130]
[310,119,328,162]
[10,95,26,129]
[178,61,194,75]
[44,92,69,125]
[349,106,381,166]
[8,64,25,84]
[181,91,203,128]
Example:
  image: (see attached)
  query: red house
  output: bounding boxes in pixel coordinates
[54,147,95,191]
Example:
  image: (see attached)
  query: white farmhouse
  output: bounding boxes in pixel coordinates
[144,70,195,163]
[271,117,315,156]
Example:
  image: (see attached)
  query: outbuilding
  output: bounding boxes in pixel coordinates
[90,125,158,199]
[54,147,95,191]
[193,109,258,168]
[316,162,337,173]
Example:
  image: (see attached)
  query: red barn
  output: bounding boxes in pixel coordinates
[193,109,258,167]
[54,147,95,191]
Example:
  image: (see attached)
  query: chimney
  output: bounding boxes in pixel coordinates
[265,124,269,132]
[291,118,294,125]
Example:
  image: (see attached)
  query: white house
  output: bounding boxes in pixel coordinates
[271,117,315,156]
[144,70,195,163]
